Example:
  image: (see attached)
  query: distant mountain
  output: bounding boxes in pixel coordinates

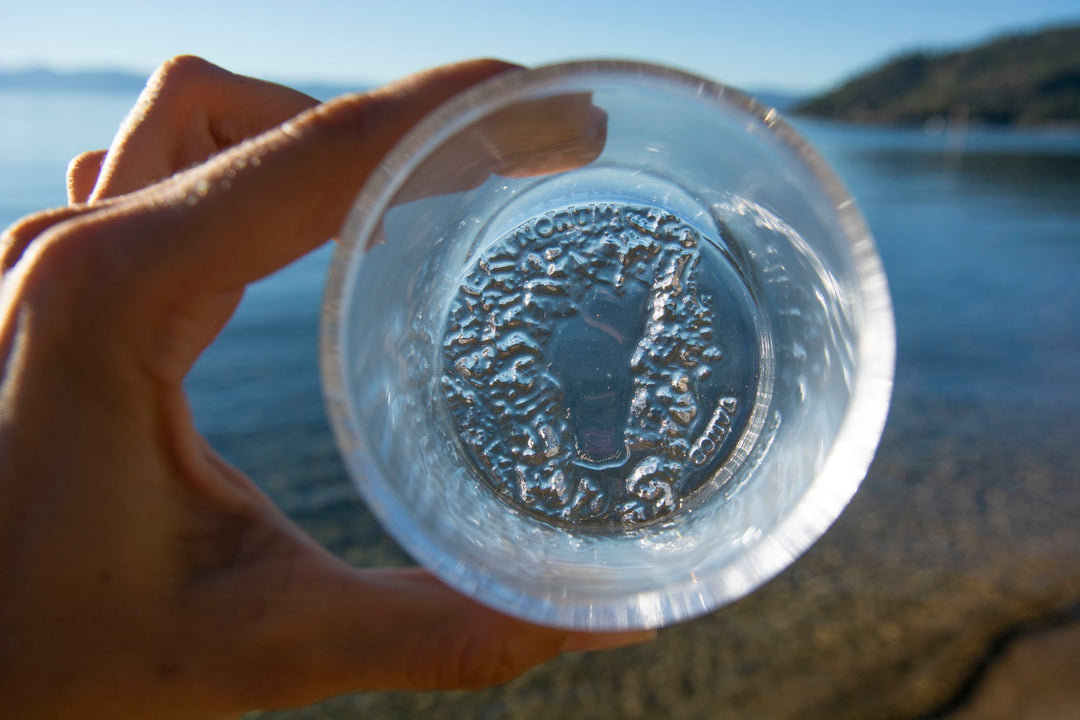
[746,89,805,114]
[0,68,367,100]
[1,67,807,117]
[795,23,1080,126]
[0,68,147,94]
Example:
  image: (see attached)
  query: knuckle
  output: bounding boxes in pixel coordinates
[1,218,42,275]
[0,225,106,355]
[142,55,225,110]
[11,215,137,323]
[301,91,374,139]
[300,87,417,166]
[18,221,107,296]
[1,208,78,275]
[152,54,219,88]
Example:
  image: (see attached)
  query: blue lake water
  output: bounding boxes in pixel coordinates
[1,87,1077,513]
[3,86,1078,719]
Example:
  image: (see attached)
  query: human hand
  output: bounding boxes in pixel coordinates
[0,56,645,720]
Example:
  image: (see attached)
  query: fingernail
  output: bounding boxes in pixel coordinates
[562,629,658,653]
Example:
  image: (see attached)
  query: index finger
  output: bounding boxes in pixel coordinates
[114,60,522,292]
[39,59,606,385]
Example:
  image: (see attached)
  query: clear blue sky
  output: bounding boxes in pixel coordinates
[1,0,1077,92]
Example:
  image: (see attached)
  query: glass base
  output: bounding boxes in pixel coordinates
[439,200,769,529]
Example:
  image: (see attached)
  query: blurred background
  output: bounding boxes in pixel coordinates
[2,1,1078,718]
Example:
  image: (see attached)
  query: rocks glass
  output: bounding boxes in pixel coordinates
[321,61,895,629]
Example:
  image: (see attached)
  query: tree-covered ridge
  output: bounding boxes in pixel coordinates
[796,24,1080,125]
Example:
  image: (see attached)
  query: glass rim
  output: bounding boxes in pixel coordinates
[320,59,896,629]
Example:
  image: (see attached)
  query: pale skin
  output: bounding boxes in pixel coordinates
[0,56,653,719]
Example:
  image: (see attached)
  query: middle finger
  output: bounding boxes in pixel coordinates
[90,55,318,202]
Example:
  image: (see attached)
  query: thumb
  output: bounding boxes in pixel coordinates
[198,564,655,710]
[318,568,658,691]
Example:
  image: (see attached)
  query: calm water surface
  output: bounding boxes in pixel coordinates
[3,87,1078,720]
[1,88,1077,501]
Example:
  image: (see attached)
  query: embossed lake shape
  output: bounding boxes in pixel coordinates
[440,204,763,527]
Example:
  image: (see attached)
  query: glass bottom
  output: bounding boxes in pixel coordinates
[438,201,768,529]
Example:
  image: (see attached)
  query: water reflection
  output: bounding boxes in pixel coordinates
[796,120,1080,410]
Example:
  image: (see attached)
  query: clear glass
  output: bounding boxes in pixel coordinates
[321,61,895,630]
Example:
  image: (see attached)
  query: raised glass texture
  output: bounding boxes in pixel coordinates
[321,62,895,630]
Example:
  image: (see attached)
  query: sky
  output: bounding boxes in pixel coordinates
[1,0,1078,93]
